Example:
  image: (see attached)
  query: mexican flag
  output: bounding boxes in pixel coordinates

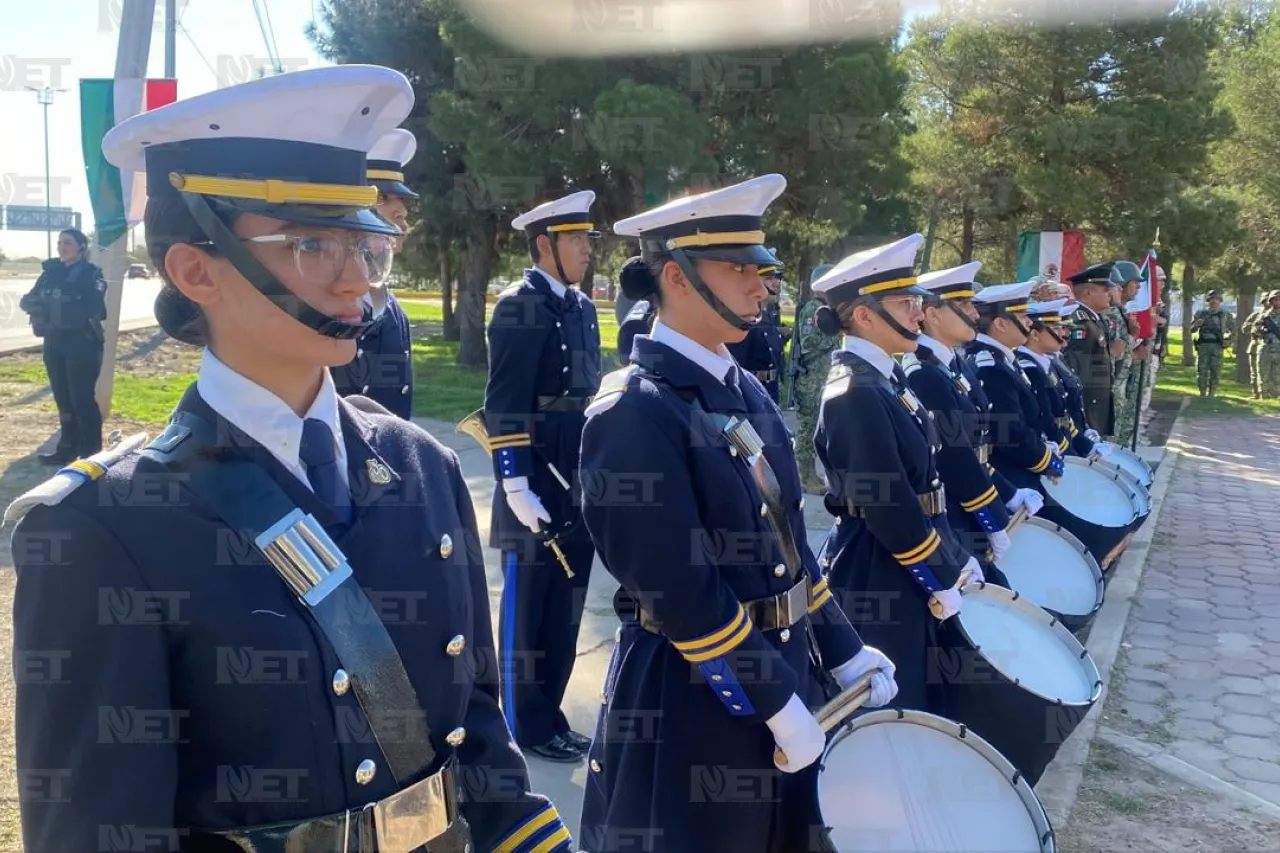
[80,77,178,246]
[1127,249,1160,339]
[1016,230,1086,284]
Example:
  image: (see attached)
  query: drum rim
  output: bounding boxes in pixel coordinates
[1102,444,1155,486]
[999,517,1105,614]
[1048,457,1142,524]
[821,708,1057,853]
[1093,458,1153,514]
[956,582,1104,706]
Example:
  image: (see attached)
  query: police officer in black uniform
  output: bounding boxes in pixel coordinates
[20,228,107,463]
[580,174,897,853]
[10,66,572,853]
[726,259,786,404]
[481,190,601,762]
[812,234,981,713]
[330,128,416,418]
[902,261,1019,587]
[615,255,656,362]
[965,281,1066,493]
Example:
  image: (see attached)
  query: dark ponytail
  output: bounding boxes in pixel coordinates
[619,254,660,303]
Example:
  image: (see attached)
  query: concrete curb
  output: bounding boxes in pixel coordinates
[1034,395,1191,828]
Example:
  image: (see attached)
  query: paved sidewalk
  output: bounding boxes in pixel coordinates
[1110,415,1280,805]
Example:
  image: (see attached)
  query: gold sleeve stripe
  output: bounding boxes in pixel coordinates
[493,803,563,853]
[674,605,754,662]
[894,529,941,564]
[959,485,998,512]
[1030,446,1052,473]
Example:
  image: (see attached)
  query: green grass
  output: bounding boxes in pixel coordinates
[1157,327,1280,418]
[0,362,196,426]
[1090,740,1124,774]
[1103,792,1149,815]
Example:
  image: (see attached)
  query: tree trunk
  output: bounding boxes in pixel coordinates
[456,218,495,368]
[1235,282,1256,385]
[1181,262,1196,367]
[796,245,816,304]
[440,240,458,341]
[961,204,975,262]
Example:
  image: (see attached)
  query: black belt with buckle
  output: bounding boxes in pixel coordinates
[845,485,946,519]
[188,761,464,853]
[625,579,809,636]
[537,395,591,413]
[753,369,778,382]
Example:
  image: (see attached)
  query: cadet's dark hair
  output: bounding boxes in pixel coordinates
[619,254,665,307]
[144,195,234,347]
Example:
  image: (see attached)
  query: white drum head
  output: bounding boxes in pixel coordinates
[1101,444,1154,487]
[956,587,1099,704]
[997,519,1102,617]
[1041,458,1137,527]
[819,711,1052,852]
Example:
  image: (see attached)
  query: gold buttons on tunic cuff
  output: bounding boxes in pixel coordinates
[439,534,454,558]
[446,634,466,656]
[332,669,350,696]
[355,759,377,785]
[446,727,467,747]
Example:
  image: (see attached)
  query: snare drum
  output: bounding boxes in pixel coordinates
[935,584,1102,785]
[817,709,1055,852]
[996,517,1105,633]
[1096,442,1154,489]
[1040,456,1144,569]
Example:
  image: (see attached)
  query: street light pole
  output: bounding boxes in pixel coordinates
[26,85,67,258]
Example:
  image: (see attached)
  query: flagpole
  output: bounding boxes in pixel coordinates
[1130,238,1159,452]
[94,0,158,422]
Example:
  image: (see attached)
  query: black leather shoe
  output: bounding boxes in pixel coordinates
[562,729,591,751]
[525,734,585,763]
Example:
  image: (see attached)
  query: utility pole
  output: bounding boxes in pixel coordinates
[25,85,68,257]
[165,0,176,77]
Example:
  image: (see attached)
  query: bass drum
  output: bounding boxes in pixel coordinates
[995,517,1105,633]
[817,709,1055,852]
[935,584,1102,786]
[1040,456,1144,570]
[1096,442,1154,489]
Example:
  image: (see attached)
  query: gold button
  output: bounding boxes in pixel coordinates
[439,534,454,559]
[779,628,791,643]
[590,759,602,773]
[446,634,466,657]
[446,727,466,747]
[729,446,738,457]
[773,564,786,577]
[332,669,350,696]
[355,759,377,785]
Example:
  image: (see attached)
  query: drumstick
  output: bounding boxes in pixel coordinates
[1006,505,1029,535]
[927,567,976,620]
[773,672,875,767]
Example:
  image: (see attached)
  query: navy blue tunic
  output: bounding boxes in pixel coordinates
[615,299,654,364]
[964,340,1056,492]
[11,390,569,853]
[726,314,784,403]
[815,349,969,711]
[1017,351,1073,456]
[330,290,414,419]
[1051,357,1097,456]
[484,269,602,550]
[578,336,862,853]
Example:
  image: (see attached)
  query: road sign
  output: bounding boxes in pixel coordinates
[1,205,81,232]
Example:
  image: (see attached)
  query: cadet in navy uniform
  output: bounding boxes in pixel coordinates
[579,175,898,853]
[330,128,416,418]
[965,281,1066,493]
[1016,300,1074,458]
[812,234,981,713]
[901,262,1016,586]
[726,260,786,403]
[615,256,656,362]
[10,66,571,853]
[483,191,602,762]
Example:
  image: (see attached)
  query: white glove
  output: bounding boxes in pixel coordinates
[1085,428,1102,442]
[929,587,962,621]
[831,646,899,709]
[1007,488,1045,516]
[503,482,550,533]
[1093,441,1114,458]
[962,555,984,586]
[766,694,826,773]
[988,529,1012,562]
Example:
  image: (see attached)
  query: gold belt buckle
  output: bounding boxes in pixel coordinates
[780,580,807,628]
[372,767,453,853]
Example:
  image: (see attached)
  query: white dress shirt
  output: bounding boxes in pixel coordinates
[196,348,348,491]
[650,320,737,384]
[976,333,1018,365]
[841,336,896,380]
[1017,345,1052,372]
[532,267,568,298]
[916,333,957,367]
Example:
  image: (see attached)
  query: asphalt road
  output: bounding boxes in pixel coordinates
[0,277,161,353]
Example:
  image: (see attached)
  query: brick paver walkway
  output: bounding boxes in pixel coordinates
[1116,415,1280,803]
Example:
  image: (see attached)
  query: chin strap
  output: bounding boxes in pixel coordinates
[549,233,574,286]
[182,193,383,340]
[946,300,978,331]
[997,309,1030,342]
[672,248,755,332]
[867,297,919,343]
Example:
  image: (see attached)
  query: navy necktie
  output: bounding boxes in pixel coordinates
[299,418,352,524]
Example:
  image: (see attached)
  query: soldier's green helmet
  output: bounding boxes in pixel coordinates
[810,263,834,286]
[1108,261,1142,286]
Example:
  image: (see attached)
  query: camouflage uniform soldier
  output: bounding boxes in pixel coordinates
[793,264,841,492]
[1190,290,1235,397]
[1242,291,1272,399]
[1258,292,1280,398]
[1105,262,1141,445]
